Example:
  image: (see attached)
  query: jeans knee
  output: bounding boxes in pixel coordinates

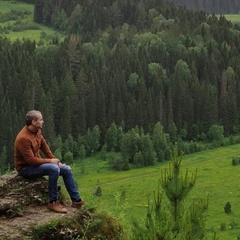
[49,164,60,175]
[60,164,72,176]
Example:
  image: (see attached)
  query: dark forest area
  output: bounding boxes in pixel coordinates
[1,0,240,171]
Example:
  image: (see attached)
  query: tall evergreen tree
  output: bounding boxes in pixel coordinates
[39,92,55,145]
[152,122,168,162]
[59,96,72,140]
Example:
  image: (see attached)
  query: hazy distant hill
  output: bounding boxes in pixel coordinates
[168,0,240,14]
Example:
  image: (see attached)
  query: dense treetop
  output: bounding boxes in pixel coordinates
[1,0,240,170]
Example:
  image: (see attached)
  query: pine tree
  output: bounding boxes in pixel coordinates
[39,92,55,145]
[59,96,72,140]
[131,144,217,239]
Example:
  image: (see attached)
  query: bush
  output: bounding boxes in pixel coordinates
[224,202,231,214]
[63,151,73,164]
[53,148,62,159]
[93,186,102,197]
[108,154,130,171]
[220,223,226,231]
[232,156,240,166]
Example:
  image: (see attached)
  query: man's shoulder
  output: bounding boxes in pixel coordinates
[15,127,31,141]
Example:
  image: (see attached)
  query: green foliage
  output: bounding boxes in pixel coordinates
[67,144,240,239]
[0,1,64,43]
[231,156,240,166]
[83,126,101,156]
[68,4,83,34]
[108,152,130,171]
[51,9,68,32]
[105,122,118,152]
[151,122,168,162]
[63,151,73,164]
[53,148,62,160]
[93,186,102,197]
[220,223,226,231]
[131,144,214,239]
[127,72,142,97]
[78,145,86,160]
[29,212,123,240]
[120,129,139,164]
[207,125,224,145]
[224,202,231,214]
[3,0,240,171]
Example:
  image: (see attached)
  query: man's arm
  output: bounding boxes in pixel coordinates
[16,137,52,165]
[39,136,63,165]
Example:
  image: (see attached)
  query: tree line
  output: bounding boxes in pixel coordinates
[1,0,240,172]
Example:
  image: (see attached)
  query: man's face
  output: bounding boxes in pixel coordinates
[32,114,44,130]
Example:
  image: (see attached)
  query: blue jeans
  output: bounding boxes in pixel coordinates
[18,163,81,202]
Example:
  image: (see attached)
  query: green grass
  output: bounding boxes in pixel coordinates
[224,14,240,23]
[0,0,33,13]
[0,0,65,43]
[66,144,240,239]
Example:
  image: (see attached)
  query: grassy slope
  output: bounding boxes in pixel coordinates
[224,14,240,23]
[0,0,33,13]
[0,0,64,42]
[70,144,240,239]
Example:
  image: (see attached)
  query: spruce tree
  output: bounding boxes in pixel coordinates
[131,144,217,240]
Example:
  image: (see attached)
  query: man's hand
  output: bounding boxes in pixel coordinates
[50,159,71,170]
[51,158,61,165]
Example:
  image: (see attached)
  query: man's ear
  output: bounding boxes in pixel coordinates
[31,119,36,125]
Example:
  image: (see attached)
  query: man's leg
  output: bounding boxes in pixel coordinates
[19,164,67,213]
[18,163,59,202]
[59,164,84,207]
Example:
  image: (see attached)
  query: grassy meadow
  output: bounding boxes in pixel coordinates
[0,0,64,43]
[223,14,240,23]
[0,0,33,13]
[66,144,240,239]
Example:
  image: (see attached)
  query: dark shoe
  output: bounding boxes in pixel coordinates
[71,200,85,208]
[47,201,67,213]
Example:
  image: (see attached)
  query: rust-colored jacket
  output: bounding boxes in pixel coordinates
[14,126,54,171]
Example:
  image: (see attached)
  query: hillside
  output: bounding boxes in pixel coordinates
[0,0,64,43]
[74,144,240,240]
[168,0,240,13]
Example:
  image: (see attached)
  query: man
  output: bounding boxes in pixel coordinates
[14,110,85,213]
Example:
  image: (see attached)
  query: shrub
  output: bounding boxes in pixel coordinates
[224,202,231,214]
[63,151,73,164]
[53,148,62,159]
[93,186,102,197]
[108,153,130,171]
[220,223,226,231]
[232,156,240,166]
[30,211,123,239]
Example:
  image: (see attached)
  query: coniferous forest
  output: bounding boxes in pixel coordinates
[1,0,240,172]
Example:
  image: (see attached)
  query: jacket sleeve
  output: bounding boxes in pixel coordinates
[16,137,52,166]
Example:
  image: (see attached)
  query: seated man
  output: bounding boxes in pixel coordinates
[14,110,85,213]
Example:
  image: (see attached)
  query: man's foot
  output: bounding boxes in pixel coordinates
[47,201,67,213]
[71,200,85,208]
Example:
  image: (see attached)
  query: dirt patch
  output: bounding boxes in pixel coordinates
[0,172,84,239]
[0,203,82,239]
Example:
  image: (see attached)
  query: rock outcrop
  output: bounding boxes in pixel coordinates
[0,172,123,240]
